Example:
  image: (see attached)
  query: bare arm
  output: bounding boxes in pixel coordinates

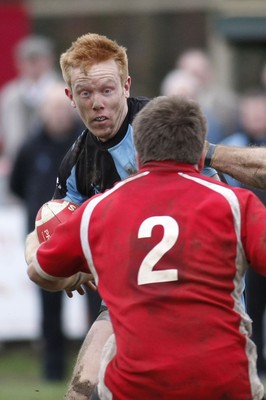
[206,143,266,189]
[25,230,40,265]
[25,230,92,294]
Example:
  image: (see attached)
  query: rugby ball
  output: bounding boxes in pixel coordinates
[35,199,79,243]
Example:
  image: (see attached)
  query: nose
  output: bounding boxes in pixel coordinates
[92,95,103,110]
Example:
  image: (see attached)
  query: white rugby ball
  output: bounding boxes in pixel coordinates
[35,199,78,243]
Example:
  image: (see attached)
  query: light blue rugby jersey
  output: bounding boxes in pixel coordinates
[108,124,138,180]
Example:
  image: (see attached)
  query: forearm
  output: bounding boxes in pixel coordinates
[25,229,93,293]
[209,144,266,189]
[27,264,92,293]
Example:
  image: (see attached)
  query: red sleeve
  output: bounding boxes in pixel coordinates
[239,188,266,276]
[35,207,90,278]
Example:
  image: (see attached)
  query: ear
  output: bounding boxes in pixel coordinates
[198,151,205,171]
[124,76,131,98]
[65,87,76,108]
[136,153,142,169]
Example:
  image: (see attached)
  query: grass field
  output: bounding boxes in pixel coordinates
[0,340,265,399]
[0,340,81,400]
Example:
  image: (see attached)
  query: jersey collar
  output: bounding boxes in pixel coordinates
[140,160,200,174]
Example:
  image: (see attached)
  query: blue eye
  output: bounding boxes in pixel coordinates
[104,88,113,95]
[81,91,90,98]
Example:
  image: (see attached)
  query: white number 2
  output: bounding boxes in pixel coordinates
[137,216,179,285]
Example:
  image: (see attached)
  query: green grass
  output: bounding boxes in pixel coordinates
[0,341,80,400]
[0,341,265,399]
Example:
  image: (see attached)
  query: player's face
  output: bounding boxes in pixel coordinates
[66,59,131,142]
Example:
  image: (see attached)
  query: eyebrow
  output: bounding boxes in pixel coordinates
[75,78,117,91]
[74,84,87,91]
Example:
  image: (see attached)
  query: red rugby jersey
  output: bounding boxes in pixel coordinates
[34,161,266,400]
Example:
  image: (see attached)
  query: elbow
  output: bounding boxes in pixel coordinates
[27,264,40,285]
[27,264,59,292]
[27,264,47,289]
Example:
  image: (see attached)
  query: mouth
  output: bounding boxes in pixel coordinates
[94,116,108,122]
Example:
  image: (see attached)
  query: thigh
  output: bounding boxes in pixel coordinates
[66,317,114,400]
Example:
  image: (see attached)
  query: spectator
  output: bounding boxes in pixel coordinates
[9,81,101,381]
[260,61,266,92]
[26,95,266,399]
[160,68,223,144]
[176,48,239,139]
[0,35,60,163]
[220,89,266,377]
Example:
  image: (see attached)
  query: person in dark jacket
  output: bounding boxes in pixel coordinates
[10,81,101,381]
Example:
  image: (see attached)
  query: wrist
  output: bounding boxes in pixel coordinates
[205,143,216,167]
[66,272,83,292]
[66,272,93,292]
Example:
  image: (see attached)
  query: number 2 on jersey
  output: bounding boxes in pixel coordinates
[137,216,179,285]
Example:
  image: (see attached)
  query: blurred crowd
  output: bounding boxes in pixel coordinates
[0,34,101,382]
[0,34,265,380]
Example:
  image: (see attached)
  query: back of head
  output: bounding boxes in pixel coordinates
[60,32,128,88]
[133,95,206,166]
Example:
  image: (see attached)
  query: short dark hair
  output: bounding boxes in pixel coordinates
[15,35,55,60]
[133,95,207,165]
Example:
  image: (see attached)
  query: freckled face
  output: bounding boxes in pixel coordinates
[66,59,131,142]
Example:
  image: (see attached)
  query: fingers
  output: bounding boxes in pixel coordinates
[65,280,97,298]
[65,290,73,298]
[76,286,86,295]
[65,287,84,297]
[84,280,97,291]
